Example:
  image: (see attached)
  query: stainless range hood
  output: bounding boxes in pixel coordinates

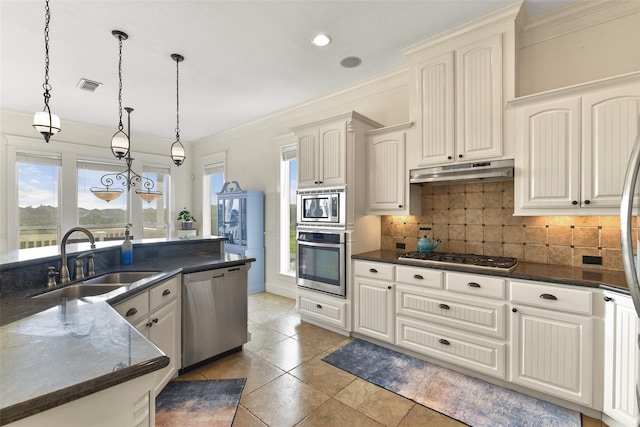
[410,159,514,185]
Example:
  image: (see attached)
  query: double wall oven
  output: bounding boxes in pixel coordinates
[296,187,347,298]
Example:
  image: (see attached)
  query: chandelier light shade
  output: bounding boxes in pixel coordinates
[170,53,186,167]
[33,0,61,142]
[111,30,130,159]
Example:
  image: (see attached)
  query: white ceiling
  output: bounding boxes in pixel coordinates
[1,0,577,143]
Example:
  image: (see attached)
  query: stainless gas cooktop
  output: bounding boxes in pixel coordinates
[398,251,518,272]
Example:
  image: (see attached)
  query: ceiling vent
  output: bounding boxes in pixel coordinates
[77,78,102,92]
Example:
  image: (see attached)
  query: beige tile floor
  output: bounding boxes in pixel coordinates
[173,292,607,427]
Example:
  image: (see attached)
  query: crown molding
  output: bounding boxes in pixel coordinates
[401,2,523,58]
[519,0,640,48]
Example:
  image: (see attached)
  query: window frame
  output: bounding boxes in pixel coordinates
[202,153,226,237]
[279,139,297,276]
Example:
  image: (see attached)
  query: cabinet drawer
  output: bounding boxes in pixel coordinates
[298,293,348,329]
[396,266,442,289]
[446,272,505,300]
[396,285,506,339]
[114,292,149,325]
[510,280,592,315]
[354,261,395,282]
[396,316,506,379]
[150,277,179,311]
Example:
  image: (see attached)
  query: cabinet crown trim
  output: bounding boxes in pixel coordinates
[508,71,640,106]
[401,2,521,58]
[366,122,413,135]
[291,111,383,132]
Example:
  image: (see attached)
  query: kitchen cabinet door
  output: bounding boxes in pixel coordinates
[581,83,640,208]
[353,277,395,343]
[412,51,455,166]
[510,305,593,406]
[455,34,503,163]
[366,123,420,215]
[603,293,640,427]
[296,119,347,189]
[147,299,179,397]
[515,97,582,210]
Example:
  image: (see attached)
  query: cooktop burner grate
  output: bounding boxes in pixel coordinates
[398,251,518,271]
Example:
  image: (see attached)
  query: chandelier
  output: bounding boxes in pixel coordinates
[33,0,61,142]
[90,30,161,203]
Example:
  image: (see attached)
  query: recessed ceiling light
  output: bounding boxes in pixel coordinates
[311,33,332,47]
[340,56,362,68]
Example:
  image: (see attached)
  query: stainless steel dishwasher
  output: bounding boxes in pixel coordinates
[181,264,248,370]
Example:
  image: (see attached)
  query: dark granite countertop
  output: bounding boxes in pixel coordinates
[0,249,254,425]
[352,250,630,295]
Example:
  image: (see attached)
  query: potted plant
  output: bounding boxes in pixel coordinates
[177,208,197,230]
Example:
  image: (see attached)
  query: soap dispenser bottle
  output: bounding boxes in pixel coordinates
[121,224,133,265]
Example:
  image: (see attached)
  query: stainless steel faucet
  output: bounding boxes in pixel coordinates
[60,227,96,284]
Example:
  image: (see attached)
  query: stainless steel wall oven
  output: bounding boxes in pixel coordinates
[296,230,346,297]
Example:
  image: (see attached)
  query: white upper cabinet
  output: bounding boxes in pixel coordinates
[512,73,640,215]
[296,119,347,188]
[366,123,420,215]
[294,112,381,190]
[403,3,519,169]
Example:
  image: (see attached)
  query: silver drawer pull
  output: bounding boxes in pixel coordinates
[438,304,450,310]
[539,293,557,300]
[413,274,424,280]
[369,268,378,273]
[467,282,481,288]
[125,308,137,317]
[438,339,450,346]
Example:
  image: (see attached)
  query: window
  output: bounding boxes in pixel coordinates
[280,144,297,274]
[77,160,127,240]
[204,161,225,236]
[141,166,170,239]
[17,152,61,249]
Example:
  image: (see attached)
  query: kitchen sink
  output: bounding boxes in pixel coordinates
[32,271,161,300]
[81,271,160,285]
[32,284,127,299]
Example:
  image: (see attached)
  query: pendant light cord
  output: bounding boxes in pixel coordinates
[117,35,124,132]
[175,57,180,142]
[42,0,52,108]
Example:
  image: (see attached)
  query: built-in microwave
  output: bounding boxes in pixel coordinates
[297,187,346,227]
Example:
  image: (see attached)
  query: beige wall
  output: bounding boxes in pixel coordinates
[519,10,640,95]
[381,182,632,271]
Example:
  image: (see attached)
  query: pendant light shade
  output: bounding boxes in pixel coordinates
[170,53,186,167]
[33,0,61,142]
[111,129,129,159]
[33,110,61,142]
[171,141,185,166]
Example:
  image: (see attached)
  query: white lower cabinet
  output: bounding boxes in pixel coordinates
[297,289,349,331]
[354,276,395,344]
[7,373,155,427]
[510,280,593,406]
[603,292,640,427]
[114,276,181,397]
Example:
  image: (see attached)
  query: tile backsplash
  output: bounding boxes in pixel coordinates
[381,182,635,271]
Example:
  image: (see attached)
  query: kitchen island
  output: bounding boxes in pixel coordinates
[0,237,255,426]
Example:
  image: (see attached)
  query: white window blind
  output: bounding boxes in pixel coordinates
[204,161,224,176]
[17,151,61,166]
[282,145,297,161]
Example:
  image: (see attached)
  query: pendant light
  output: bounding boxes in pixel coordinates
[111,30,129,159]
[170,53,186,167]
[90,30,161,203]
[33,0,61,142]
